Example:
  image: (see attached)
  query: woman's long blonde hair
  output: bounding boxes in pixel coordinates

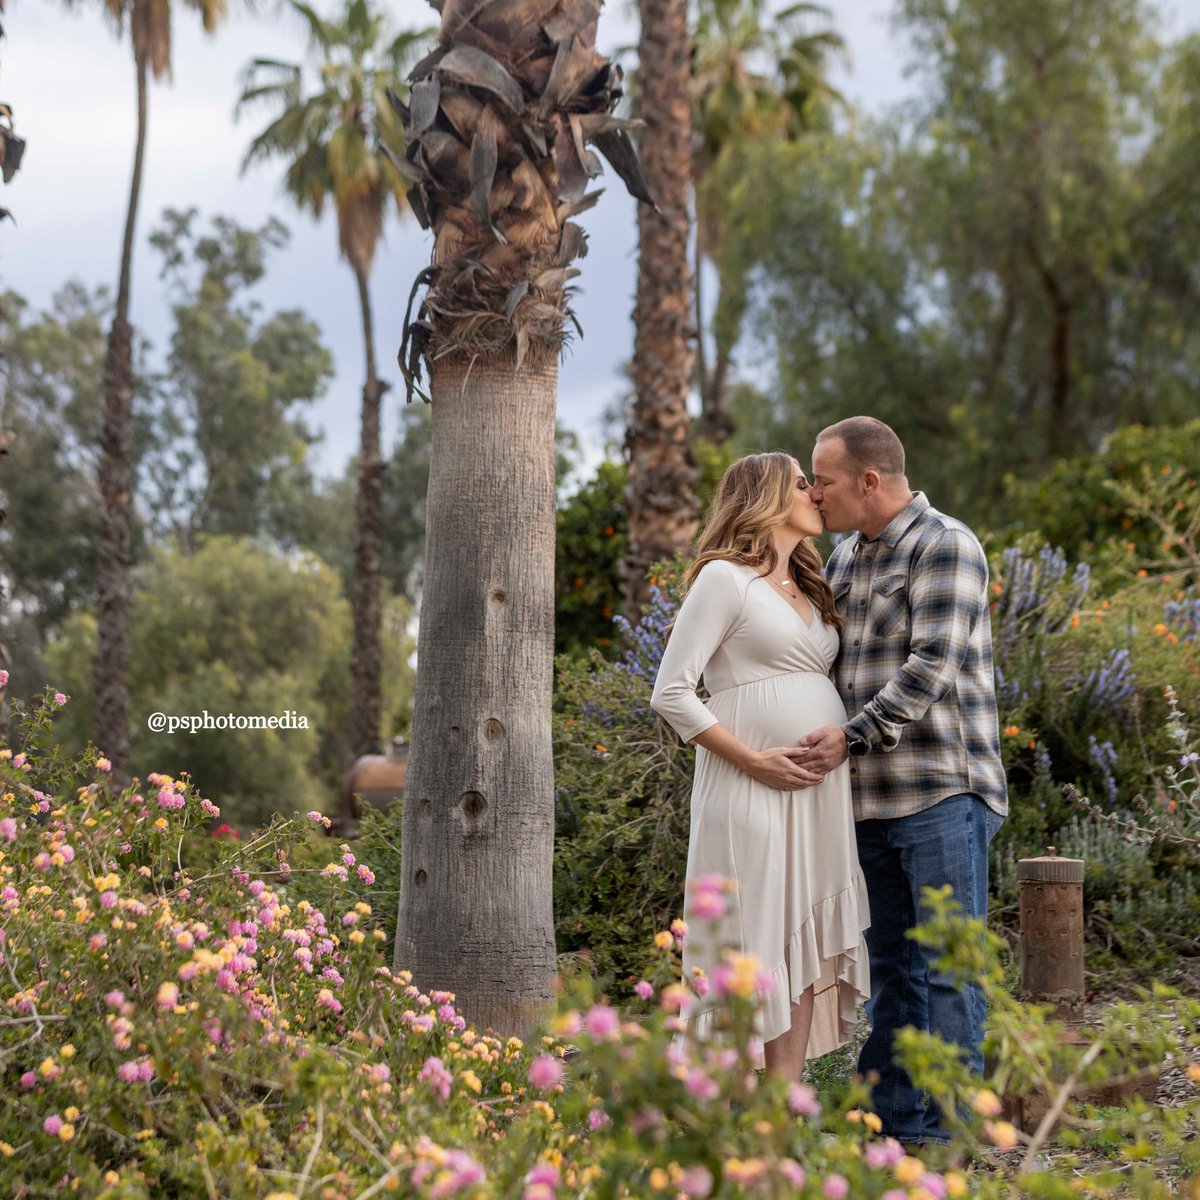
[683,452,843,631]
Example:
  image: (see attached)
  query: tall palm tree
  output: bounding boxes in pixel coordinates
[691,0,844,441]
[238,0,430,763]
[63,0,228,781]
[392,0,652,1034]
[623,0,700,614]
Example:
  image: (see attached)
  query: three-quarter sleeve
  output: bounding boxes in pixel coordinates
[650,560,745,743]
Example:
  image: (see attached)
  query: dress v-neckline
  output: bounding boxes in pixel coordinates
[745,566,817,630]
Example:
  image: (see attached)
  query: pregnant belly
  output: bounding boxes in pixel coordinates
[705,672,848,749]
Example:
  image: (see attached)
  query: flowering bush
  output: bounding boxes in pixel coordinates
[2,682,1197,1196]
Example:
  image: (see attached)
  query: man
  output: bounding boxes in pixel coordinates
[793,416,1007,1147]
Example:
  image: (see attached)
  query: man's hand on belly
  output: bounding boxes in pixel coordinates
[791,725,849,773]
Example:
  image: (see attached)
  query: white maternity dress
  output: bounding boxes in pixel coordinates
[650,558,870,1059]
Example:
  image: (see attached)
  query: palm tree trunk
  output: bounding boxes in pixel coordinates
[624,0,700,614]
[396,357,558,1036]
[351,263,385,760]
[94,47,148,783]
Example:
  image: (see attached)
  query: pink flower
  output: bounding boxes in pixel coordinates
[356,864,375,884]
[679,1164,714,1198]
[779,1160,806,1188]
[118,1061,140,1083]
[523,1161,560,1199]
[305,811,330,827]
[20,1071,36,1089]
[788,1082,819,1117]
[104,990,125,1009]
[919,1175,948,1200]
[156,982,179,1009]
[584,1004,620,1040]
[633,980,654,1000]
[316,988,342,1014]
[43,1115,62,1135]
[683,1068,720,1101]
[823,1174,849,1199]
[342,851,356,867]
[95,755,111,771]
[528,1054,564,1090]
[200,798,220,817]
[99,891,118,909]
[53,691,67,706]
[0,818,16,842]
[418,1056,453,1102]
[689,889,727,921]
[0,669,8,687]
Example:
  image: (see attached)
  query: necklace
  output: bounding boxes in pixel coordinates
[777,576,793,588]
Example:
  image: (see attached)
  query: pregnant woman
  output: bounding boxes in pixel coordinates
[651,452,870,1080]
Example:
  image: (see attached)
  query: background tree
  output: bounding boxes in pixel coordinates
[718,0,1200,520]
[147,208,333,548]
[45,535,416,829]
[622,0,700,615]
[60,0,230,783]
[393,0,653,1033]
[238,0,430,762]
[690,0,843,441]
[0,284,158,691]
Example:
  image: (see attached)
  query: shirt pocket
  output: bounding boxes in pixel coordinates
[871,573,910,638]
[833,579,852,616]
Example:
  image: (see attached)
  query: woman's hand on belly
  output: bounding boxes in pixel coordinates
[691,722,825,791]
[746,748,826,791]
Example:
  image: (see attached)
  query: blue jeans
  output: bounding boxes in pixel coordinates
[855,793,1004,1144]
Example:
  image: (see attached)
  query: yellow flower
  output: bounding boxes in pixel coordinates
[1003,725,1020,738]
[1187,1064,1200,1083]
[649,1168,670,1190]
[460,1070,482,1094]
[0,1143,14,1157]
[944,1171,968,1197]
[984,1119,1019,1149]
[154,817,168,832]
[971,1087,1002,1117]
[894,1156,926,1185]
[654,930,674,950]
[103,1173,119,1186]
[720,952,760,999]
[64,1106,79,1120]
[38,1057,57,1078]
[58,1123,75,1142]
[60,1045,76,1060]
[264,1194,300,1200]
[863,1111,883,1133]
[349,930,366,944]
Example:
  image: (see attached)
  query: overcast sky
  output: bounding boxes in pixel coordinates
[3,0,1197,480]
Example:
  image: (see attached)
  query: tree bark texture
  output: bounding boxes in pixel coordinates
[625,0,700,615]
[395,356,558,1038]
[94,48,148,783]
[351,263,386,760]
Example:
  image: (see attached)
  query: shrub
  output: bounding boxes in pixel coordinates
[2,683,1197,1196]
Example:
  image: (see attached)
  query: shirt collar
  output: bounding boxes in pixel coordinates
[857,492,929,548]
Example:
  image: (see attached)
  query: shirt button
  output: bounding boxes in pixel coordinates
[853,640,860,647]
[859,599,866,607]
[849,766,857,774]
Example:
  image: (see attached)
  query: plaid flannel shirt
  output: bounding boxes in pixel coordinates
[827,492,1008,821]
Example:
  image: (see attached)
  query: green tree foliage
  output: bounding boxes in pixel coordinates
[44,536,415,828]
[555,460,628,660]
[0,285,156,692]
[723,0,1200,522]
[1001,420,1200,585]
[147,208,333,549]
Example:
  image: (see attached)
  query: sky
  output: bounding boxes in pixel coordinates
[2,0,1198,480]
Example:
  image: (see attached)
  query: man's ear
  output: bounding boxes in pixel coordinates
[862,469,881,496]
